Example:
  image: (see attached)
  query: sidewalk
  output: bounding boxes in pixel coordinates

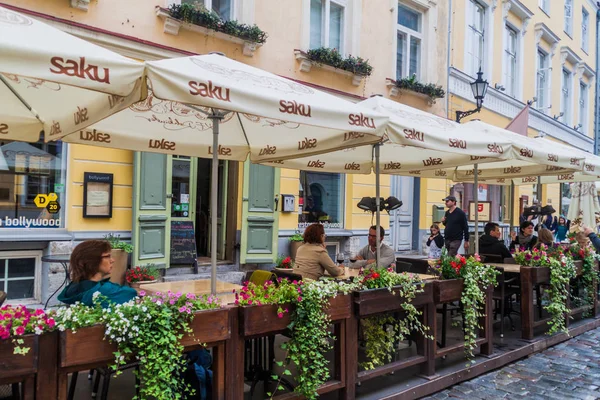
[425,326,600,400]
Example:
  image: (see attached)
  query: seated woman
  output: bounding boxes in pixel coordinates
[509,221,538,252]
[58,240,138,307]
[534,228,556,249]
[294,223,344,281]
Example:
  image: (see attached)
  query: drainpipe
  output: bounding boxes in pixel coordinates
[595,2,600,154]
[447,0,452,116]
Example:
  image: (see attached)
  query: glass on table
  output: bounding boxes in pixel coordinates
[336,253,346,266]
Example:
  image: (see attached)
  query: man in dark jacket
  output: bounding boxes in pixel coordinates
[584,226,600,252]
[479,222,512,260]
[441,195,469,256]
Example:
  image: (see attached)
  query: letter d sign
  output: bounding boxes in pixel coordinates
[34,194,49,208]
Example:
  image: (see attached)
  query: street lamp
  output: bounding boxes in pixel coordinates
[455,68,489,123]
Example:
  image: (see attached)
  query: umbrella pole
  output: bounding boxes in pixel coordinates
[474,163,479,255]
[208,111,224,295]
[509,181,515,237]
[375,144,381,267]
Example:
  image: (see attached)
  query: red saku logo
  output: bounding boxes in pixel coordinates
[422,157,443,167]
[188,80,231,102]
[487,143,504,154]
[519,148,533,158]
[73,106,89,126]
[408,170,421,175]
[0,124,8,134]
[448,138,467,149]
[345,162,360,171]
[269,160,285,164]
[208,145,232,156]
[465,169,481,176]
[149,139,176,151]
[570,158,581,166]
[496,179,506,183]
[279,100,312,117]
[545,166,564,171]
[504,166,522,174]
[470,156,486,161]
[585,164,596,172]
[50,57,110,83]
[404,128,424,142]
[307,160,325,168]
[383,162,402,170]
[259,145,277,156]
[521,176,537,183]
[49,121,62,137]
[348,113,376,129]
[80,129,111,143]
[434,170,447,177]
[344,131,364,141]
[547,153,559,162]
[298,137,317,150]
[558,174,575,181]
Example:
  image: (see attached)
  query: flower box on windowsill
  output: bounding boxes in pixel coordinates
[155,7,263,57]
[294,50,367,87]
[70,0,90,11]
[385,78,444,106]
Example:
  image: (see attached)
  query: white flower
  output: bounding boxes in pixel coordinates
[92,291,101,300]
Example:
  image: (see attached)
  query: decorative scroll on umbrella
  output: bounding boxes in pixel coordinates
[567,182,600,238]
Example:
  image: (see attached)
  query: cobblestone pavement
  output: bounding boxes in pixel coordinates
[424,326,600,400]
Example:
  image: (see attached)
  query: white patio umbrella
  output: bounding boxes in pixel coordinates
[76,53,389,293]
[567,182,600,232]
[0,6,146,142]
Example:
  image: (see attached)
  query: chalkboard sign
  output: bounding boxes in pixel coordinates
[170,221,197,265]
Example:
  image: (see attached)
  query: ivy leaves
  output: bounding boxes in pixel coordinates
[545,257,576,336]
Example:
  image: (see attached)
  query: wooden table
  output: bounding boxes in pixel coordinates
[486,263,521,274]
[141,279,242,305]
[324,267,437,281]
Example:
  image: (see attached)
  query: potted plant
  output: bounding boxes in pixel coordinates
[126,265,160,289]
[105,234,133,285]
[288,231,304,261]
[273,254,294,271]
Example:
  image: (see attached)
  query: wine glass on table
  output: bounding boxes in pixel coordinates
[336,253,345,266]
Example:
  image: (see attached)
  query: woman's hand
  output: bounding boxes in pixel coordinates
[510,231,517,240]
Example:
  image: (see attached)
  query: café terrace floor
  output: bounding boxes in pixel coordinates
[62,305,600,400]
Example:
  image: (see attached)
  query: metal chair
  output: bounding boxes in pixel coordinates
[492,267,520,337]
[480,254,504,264]
[272,269,303,282]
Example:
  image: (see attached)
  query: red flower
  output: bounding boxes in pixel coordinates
[372,272,380,279]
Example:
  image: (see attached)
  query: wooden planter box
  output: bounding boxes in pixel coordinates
[354,282,433,317]
[0,334,38,377]
[433,278,464,304]
[240,294,352,337]
[60,308,230,368]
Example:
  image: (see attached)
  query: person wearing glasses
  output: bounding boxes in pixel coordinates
[58,240,138,307]
[294,223,344,280]
[352,225,395,269]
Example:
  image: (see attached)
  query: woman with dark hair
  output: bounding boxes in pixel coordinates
[58,240,137,306]
[509,221,538,251]
[427,224,444,259]
[294,223,344,280]
[534,228,555,249]
[555,216,570,242]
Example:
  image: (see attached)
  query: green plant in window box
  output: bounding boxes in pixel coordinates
[395,74,446,101]
[289,232,304,242]
[167,3,268,44]
[306,47,374,76]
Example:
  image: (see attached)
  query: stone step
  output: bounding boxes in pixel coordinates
[164,263,237,276]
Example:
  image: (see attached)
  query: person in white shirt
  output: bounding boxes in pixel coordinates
[351,225,396,268]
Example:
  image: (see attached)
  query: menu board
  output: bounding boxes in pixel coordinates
[170,220,197,265]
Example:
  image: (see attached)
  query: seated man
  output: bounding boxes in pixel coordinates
[479,222,512,260]
[352,225,396,268]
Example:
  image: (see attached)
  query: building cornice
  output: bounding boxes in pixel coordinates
[534,23,560,58]
[560,46,582,67]
[502,0,533,21]
[449,67,593,151]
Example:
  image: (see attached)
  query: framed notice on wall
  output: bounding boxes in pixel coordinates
[468,201,491,222]
[83,172,113,218]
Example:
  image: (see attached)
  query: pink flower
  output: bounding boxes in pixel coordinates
[138,290,146,297]
[14,326,25,335]
[297,297,303,302]
[34,309,45,316]
[179,306,187,313]
[169,299,176,305]
[45,318,55,328]
[248,300,253,305]
[175,292,182,298]
[277,312,284,318]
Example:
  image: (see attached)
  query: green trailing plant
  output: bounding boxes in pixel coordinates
[395,74,445,100]
[432,249,498,360]
[55,291,220,399]
[289,231,304,242]
[513,245,576,335]
[234,278,359,399]
[167,3,268,44]
[357,267,429,370]
[105,233,133,253]
[564,236,596,316]
[306,47,373,76]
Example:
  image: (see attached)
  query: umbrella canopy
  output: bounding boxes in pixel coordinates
[0,6,146,142]
[567,182,600,230]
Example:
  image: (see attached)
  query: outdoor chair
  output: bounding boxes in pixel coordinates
[396,257,429,274]
[492,267,520,337]
[0,291,6,307]
[272,269,303,282]
[480,254,504,264]
[68,364,140,400]
[395,261,413,273]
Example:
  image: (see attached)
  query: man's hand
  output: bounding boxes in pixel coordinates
[355,255,364,260]
[366,259,376,265]
[441,216,446,224]
[584,226,594,237]
[463,242,469,250]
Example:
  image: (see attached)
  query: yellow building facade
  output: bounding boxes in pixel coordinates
[447,0,598,237]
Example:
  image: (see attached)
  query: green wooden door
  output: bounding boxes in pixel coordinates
[240,162,280,264]
[132,152,172,269]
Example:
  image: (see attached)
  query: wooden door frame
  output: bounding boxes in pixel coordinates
[225,161,239,263]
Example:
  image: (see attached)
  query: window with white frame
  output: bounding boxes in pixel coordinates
[582,8,589,52]
[579,81,588,133]
[467,0,485,76]
[0,252,41,303]
[536,50,550,111]
[181,0,234,20]
[561,69,572,124]
[564,0,573,36]
[396,3,422,80]
[539,0,550,14]
[310,0,346,51]
[298,171,344,229]
[503,25,518,97]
